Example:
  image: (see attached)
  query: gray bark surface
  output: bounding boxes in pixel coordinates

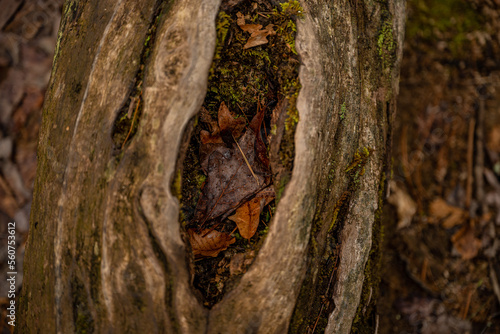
[18,0,405,333]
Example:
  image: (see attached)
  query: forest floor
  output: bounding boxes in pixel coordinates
[377,0,500,333]
[0,0,499,333]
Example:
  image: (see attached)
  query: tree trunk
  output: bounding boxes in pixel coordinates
[18,0,405,333]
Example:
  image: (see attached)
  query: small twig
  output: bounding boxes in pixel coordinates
[201,220,223,237]
[466,118,475,208]
[362,287,373,315]
[126,96,138,119]
[311,304,324,333]
[121,93,142,149]
[400,125,422,209]
[237,103,250,123]
[476,97,486,213]
[421,257,428,282]
[233,134,260,186]
[461,287,474,320]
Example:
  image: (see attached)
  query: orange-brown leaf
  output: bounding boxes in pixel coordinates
[239,23,263,34]
[228,187,275,239]
[236,12,275,49]
[429,198,467,229]
[243,25,276,49]
[188,229,235,258]
[228,197,263,239]
[236,12,246,27]
[200,130,223,145]
[451,222,481,260]
[218,102,246,138]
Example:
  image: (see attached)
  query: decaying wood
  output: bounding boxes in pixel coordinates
[18,0,405,333]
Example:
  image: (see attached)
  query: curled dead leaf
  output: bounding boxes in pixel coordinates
[236,12,246,27]
[229,197,263,239]
[218,101,246,139]
[387,180,417,229]
[188,228,235,258]
[228,187,275,239]
[429,198,467,229]
[451,221,482,260]
[236,12,276,49]
[243,24,276,49]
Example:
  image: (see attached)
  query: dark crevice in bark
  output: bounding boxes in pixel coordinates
[111,0,172,152]
[290,145,373,333]
[136,187,181,331]
[350,170,386,333]
[70,272,95,334]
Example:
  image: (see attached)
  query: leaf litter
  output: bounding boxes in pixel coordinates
[175,0,303,307]
[191,102,273,247]
[236,12,276,49]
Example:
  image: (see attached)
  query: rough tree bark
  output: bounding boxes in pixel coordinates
[18,0,405,333]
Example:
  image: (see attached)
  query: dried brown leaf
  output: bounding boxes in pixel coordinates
[228,186,275,239]
[236,12,275,49]
[451,222,481,260]
[249,103,269,167]
[200,130,223,145]
[236,12,246,27]
[195,109,270,225]
[200,103,247,171]
[194,127,269,224]
[229,197,262,239]
[243,25,276,49]
[387,180,417,229]
[429,198,467,229]
[218,102,246,139]
[239,23,263,34]
[188,228,235,258]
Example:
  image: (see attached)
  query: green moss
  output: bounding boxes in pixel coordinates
[272,0,304,55]
[377,14,396,71]
[205,0,303,113]
[284,79,301,131]
[406,0,481,58]
[171,169,183,199]
[340,102,347,121]
[213,11,231,64]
